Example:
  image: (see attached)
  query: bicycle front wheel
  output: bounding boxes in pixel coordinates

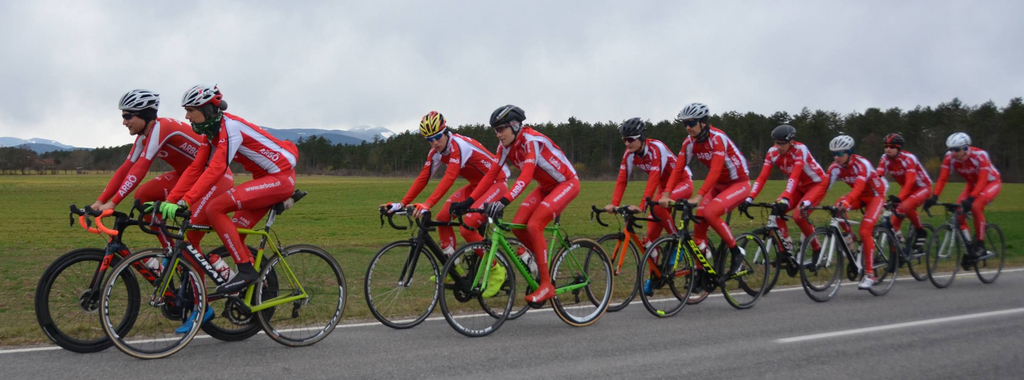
[637,236,693,318]
[925,225,963,289]
[595,233,640,312]
[553,238,612,326]
[100,249,206,359]
[722,234,769,309]
[438,242,514,337]
[901,224,933,281]
[35,247,143,353]
[798,228,843,302]
[868,227,900,296]
[975,224,1005,283]
[364,240,439,329]
[256,245,346,347]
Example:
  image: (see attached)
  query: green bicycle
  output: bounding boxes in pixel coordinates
[438,208,613,337]
[99,190,348,359]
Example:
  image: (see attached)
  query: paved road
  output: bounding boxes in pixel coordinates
[3,269,1023,380]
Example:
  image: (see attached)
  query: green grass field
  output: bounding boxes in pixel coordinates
[1,174,1020,346]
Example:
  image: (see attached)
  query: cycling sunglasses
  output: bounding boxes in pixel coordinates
[774,140,790,146]
[831,151,849,157]
[622,136,640,143]
[493,124,511,133]
[885,144,901,149]
[425,133,444,142]
[121,112,138,120]
[948,147,965,153]
[682,119,700,128]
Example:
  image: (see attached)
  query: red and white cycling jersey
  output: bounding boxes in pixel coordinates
[665,126,749,196]
[827,154,888,199]
[98,118,204,205]
[933,147,1001,198]
[612,138,689,207]
[168,112,298,206]
[470,126,578,201]
[750,141,826,201]
[401,133,510,207]
[875,150,933,199]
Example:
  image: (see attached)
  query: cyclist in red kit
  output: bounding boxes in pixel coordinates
[826,135,888,290]
[875,133,933,250]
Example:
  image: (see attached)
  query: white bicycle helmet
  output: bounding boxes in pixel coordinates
[118,89,160,111]
[829,135,856,152]
[945,132,971,149]
[676,102,709,120]
[181,84,223,107]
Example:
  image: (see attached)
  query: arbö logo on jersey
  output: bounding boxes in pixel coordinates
[548,157,562,170]
[840,175,857,183]
[186,244,223,284]
[779,164,794,174]
[259,148,280,162]
[179,142,199,156]
[118,175,138,197]
[512,180,527,196]
[695,152,713,161]
[959,167,978,175]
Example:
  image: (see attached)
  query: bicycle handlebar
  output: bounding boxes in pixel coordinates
[68,204,119,236]
[379,206,410,230]
[924,202,962,218]
[742,202,792,221]
[590,204,660,230]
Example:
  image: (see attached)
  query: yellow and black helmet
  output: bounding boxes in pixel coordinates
[419,111,447,138]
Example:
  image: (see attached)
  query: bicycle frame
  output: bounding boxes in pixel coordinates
[809,208,863,274]
[469,215,586,297]
[380,208,463,287]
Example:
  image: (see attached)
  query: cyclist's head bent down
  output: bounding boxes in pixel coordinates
[420,110,450,151]
[119,89,161,136]
[619,117,646,153]
[771,124,797,155]
[181,84,228,139]
[883,133,904,158]
[946,132,971,161]
[490,104,526,147]
[830,134,856,165]
[677,102,710,141]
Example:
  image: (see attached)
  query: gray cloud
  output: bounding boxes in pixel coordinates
[1,0,1021,148]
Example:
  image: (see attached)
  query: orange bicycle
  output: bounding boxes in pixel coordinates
[592,205,661,312]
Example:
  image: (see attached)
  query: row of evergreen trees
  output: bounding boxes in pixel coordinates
[293,98,1024,182]
[4,97,1020,182]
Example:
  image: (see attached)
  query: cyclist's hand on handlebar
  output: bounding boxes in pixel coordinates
[91,200,116,212]
[772,198,790,216]
[411,203,429,218]
[923,194,938,209]
[887,195,901,204]
[158,200,189,219]
[626,205,642,213]
[688,194,702,207]
[961,196,975,212]
[381,202,403,214]
[603,204,615,213]
[449,197,474,216]
[657,194,672,209]
[90,200,104,211]
[835,199,851,211]
[739,197,753,214]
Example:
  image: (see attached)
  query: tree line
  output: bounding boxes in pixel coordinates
[3,97,1021,182]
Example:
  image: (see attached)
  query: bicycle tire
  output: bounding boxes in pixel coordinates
[437,242,514,337]
[256,244,346,347]
[798,228,843,302]
[504,238,537,320]
[925,224,963,289]
[551,238,611,326]
[595,233,640,312]
[723,233,769,309]
[741,231,781,295]
[867,227,899,296]
[636,236,692,318]
[975,224,1005,283]
[898,223,932,281]
[364,240,439,329]
[100,249,206,359]
[34,247,142,353]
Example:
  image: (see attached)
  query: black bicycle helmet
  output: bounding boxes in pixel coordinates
[489,105,526,132]
[883,132,905,148]
[771,124,797,141]
[619,117,646,139]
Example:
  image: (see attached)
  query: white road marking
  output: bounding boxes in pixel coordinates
[776,307,1024,343]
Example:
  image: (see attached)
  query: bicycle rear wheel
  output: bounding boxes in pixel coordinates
[975,224,1005,283]
[595,233,640,312]
[255,244,346,347]
[722,234,769,309]
[35,247,142,353]
[100,249,205,359]
[925,225,963,289]
[553,238,611,326]
[798,228,843,302]
[364,240,439,329]
[867,227,899,296]
[438,243,514,337]
[637,236,693,318]
[201,245,275,341]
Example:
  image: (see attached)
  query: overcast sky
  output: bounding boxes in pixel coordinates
[1,0,1021,148]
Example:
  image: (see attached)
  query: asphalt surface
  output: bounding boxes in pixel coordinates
[3,269,1023,380]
